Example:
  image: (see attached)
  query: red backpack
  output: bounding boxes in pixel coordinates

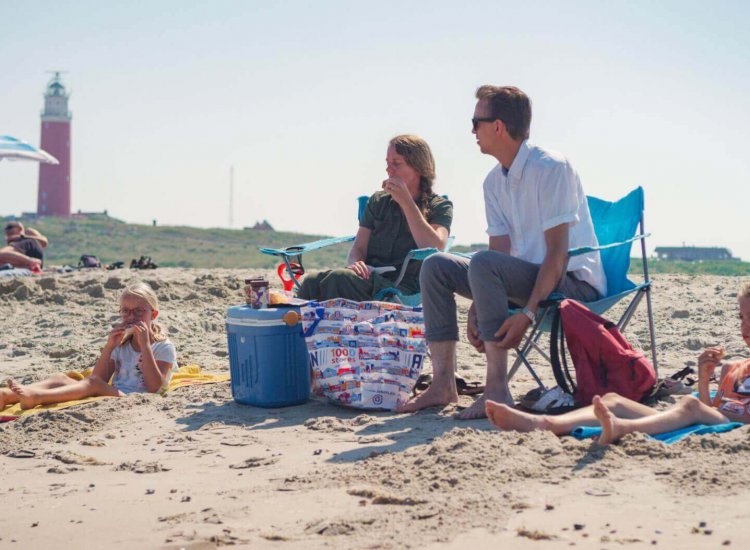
[550,299,656,406]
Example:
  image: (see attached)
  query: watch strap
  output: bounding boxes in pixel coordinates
[521,307,536,323]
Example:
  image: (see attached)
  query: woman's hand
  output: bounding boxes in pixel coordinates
[698,346,725,380]
[347,260,371,280]
[105,324,127,350]
[466,303,485,353]
[382,177,413,207]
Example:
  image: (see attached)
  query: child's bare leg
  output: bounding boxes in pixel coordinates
[4,373,77,410]
[486,400,598,435]
[27,373,79,391]
[486,392,661,436]
[9,376,119,410]
[595,395,729,445]
[598,392,660,419]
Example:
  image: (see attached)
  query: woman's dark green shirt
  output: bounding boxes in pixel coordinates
[359,191,453,292]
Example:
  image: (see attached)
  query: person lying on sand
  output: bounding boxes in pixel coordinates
[296,134,453,302]
[0,282,176,411]
[0,221,47,271]
[485,282,750,444]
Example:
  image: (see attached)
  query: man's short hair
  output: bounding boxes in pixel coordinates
[4,221,22,233]
[475,85,532,141]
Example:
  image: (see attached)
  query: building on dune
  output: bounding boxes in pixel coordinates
[654,246,736,262]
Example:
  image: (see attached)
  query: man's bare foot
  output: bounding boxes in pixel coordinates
[397,384,458,413]
[7,379,41,410]
[593,395,623,445]
[485,400,546,432]
[455,389,514,420]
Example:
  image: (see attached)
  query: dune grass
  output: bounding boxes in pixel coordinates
[3,215,747,275]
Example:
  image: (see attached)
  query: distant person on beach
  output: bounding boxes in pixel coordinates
[297,134,453,301]
[0,221,47,271]
[399,86,606,419]
[0,282,176,411]
[486,282,750,444]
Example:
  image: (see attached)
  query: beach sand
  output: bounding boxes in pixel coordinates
[1,269,749,548]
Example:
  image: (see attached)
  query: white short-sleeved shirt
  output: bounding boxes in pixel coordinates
[483,141,607,297]
[110,340,177,394]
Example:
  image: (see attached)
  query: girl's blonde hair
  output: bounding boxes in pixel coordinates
[739,281,750,300]
[121,281,167,342]
[389,134,436,217]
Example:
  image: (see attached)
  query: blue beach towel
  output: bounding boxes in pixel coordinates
[570,422,743,445]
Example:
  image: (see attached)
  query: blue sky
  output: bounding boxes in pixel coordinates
[1,1,749,260]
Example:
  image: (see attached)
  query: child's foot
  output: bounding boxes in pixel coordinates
[0,386,20,411]
[485,400,545,432]
[7,379,41,410]
[593,395,623,445]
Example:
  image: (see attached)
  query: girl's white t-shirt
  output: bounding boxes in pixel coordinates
[110,340,177,394]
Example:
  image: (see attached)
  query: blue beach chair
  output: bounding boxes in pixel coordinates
[260,195,452,306]
[504,187,658,389]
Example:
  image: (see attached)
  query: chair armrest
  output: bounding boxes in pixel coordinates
[390,246,445,288]
[449,251,474,259]
[406,247,440,261]
[568,233,650,258]
[259,235,355,258]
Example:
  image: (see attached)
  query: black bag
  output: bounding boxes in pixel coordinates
[78,254,101,269]
[130,256,158,270]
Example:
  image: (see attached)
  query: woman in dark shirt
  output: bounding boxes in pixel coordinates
[298,134,453,302]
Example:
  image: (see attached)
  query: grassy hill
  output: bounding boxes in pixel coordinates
[2,215,748,275]
[630,258,750,276]
[2,214,354,269]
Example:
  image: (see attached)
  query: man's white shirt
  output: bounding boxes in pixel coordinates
[483,140,607,297]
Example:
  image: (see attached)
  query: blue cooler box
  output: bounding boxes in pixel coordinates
[226,305,310,407]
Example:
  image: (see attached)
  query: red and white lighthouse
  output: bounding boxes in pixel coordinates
[37,72,71,217]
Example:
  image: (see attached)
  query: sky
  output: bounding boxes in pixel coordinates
[1,0,748,260]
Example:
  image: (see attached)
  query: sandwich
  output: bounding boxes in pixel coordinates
[120,326,135,346]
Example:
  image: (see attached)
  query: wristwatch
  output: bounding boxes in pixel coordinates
[521,307,536,323]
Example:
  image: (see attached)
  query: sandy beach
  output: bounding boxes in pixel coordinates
[1,269,749,549]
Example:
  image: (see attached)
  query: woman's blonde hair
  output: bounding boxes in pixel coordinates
[739,281,750,300]
[121,281,167,342]
[389,134,436,216]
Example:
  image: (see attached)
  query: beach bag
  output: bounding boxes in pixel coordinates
[550,299,656,406]
[301,299,428,410]
[78,254,101,269]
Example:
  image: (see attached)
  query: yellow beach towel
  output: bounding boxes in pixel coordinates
[0,365,229,421]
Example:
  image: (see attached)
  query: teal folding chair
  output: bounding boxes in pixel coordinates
[505,187,657,389]
[260,195,452,306]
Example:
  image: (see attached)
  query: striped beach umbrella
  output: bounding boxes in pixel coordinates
[0,135,59,164]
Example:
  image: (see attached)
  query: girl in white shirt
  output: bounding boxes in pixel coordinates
[1,282,176,410]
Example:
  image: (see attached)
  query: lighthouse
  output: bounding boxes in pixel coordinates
[37,72,72,217]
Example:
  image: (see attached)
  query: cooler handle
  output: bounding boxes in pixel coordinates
[302,307,326,338]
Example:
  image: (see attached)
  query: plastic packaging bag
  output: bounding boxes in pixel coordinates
[301,299,428,410]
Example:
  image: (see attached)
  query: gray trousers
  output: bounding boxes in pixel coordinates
[420,251,600,342]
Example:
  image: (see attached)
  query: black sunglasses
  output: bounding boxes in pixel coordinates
[472,117,499,131]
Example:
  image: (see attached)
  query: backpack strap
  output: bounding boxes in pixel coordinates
[549,300,577,396]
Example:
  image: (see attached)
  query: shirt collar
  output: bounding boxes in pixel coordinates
[506,140,530,181]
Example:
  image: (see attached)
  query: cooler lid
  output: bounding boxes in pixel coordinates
[226,305,302,327]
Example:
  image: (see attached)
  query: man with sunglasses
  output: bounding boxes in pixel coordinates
[0,221,47,271]
[399,85,606,419]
